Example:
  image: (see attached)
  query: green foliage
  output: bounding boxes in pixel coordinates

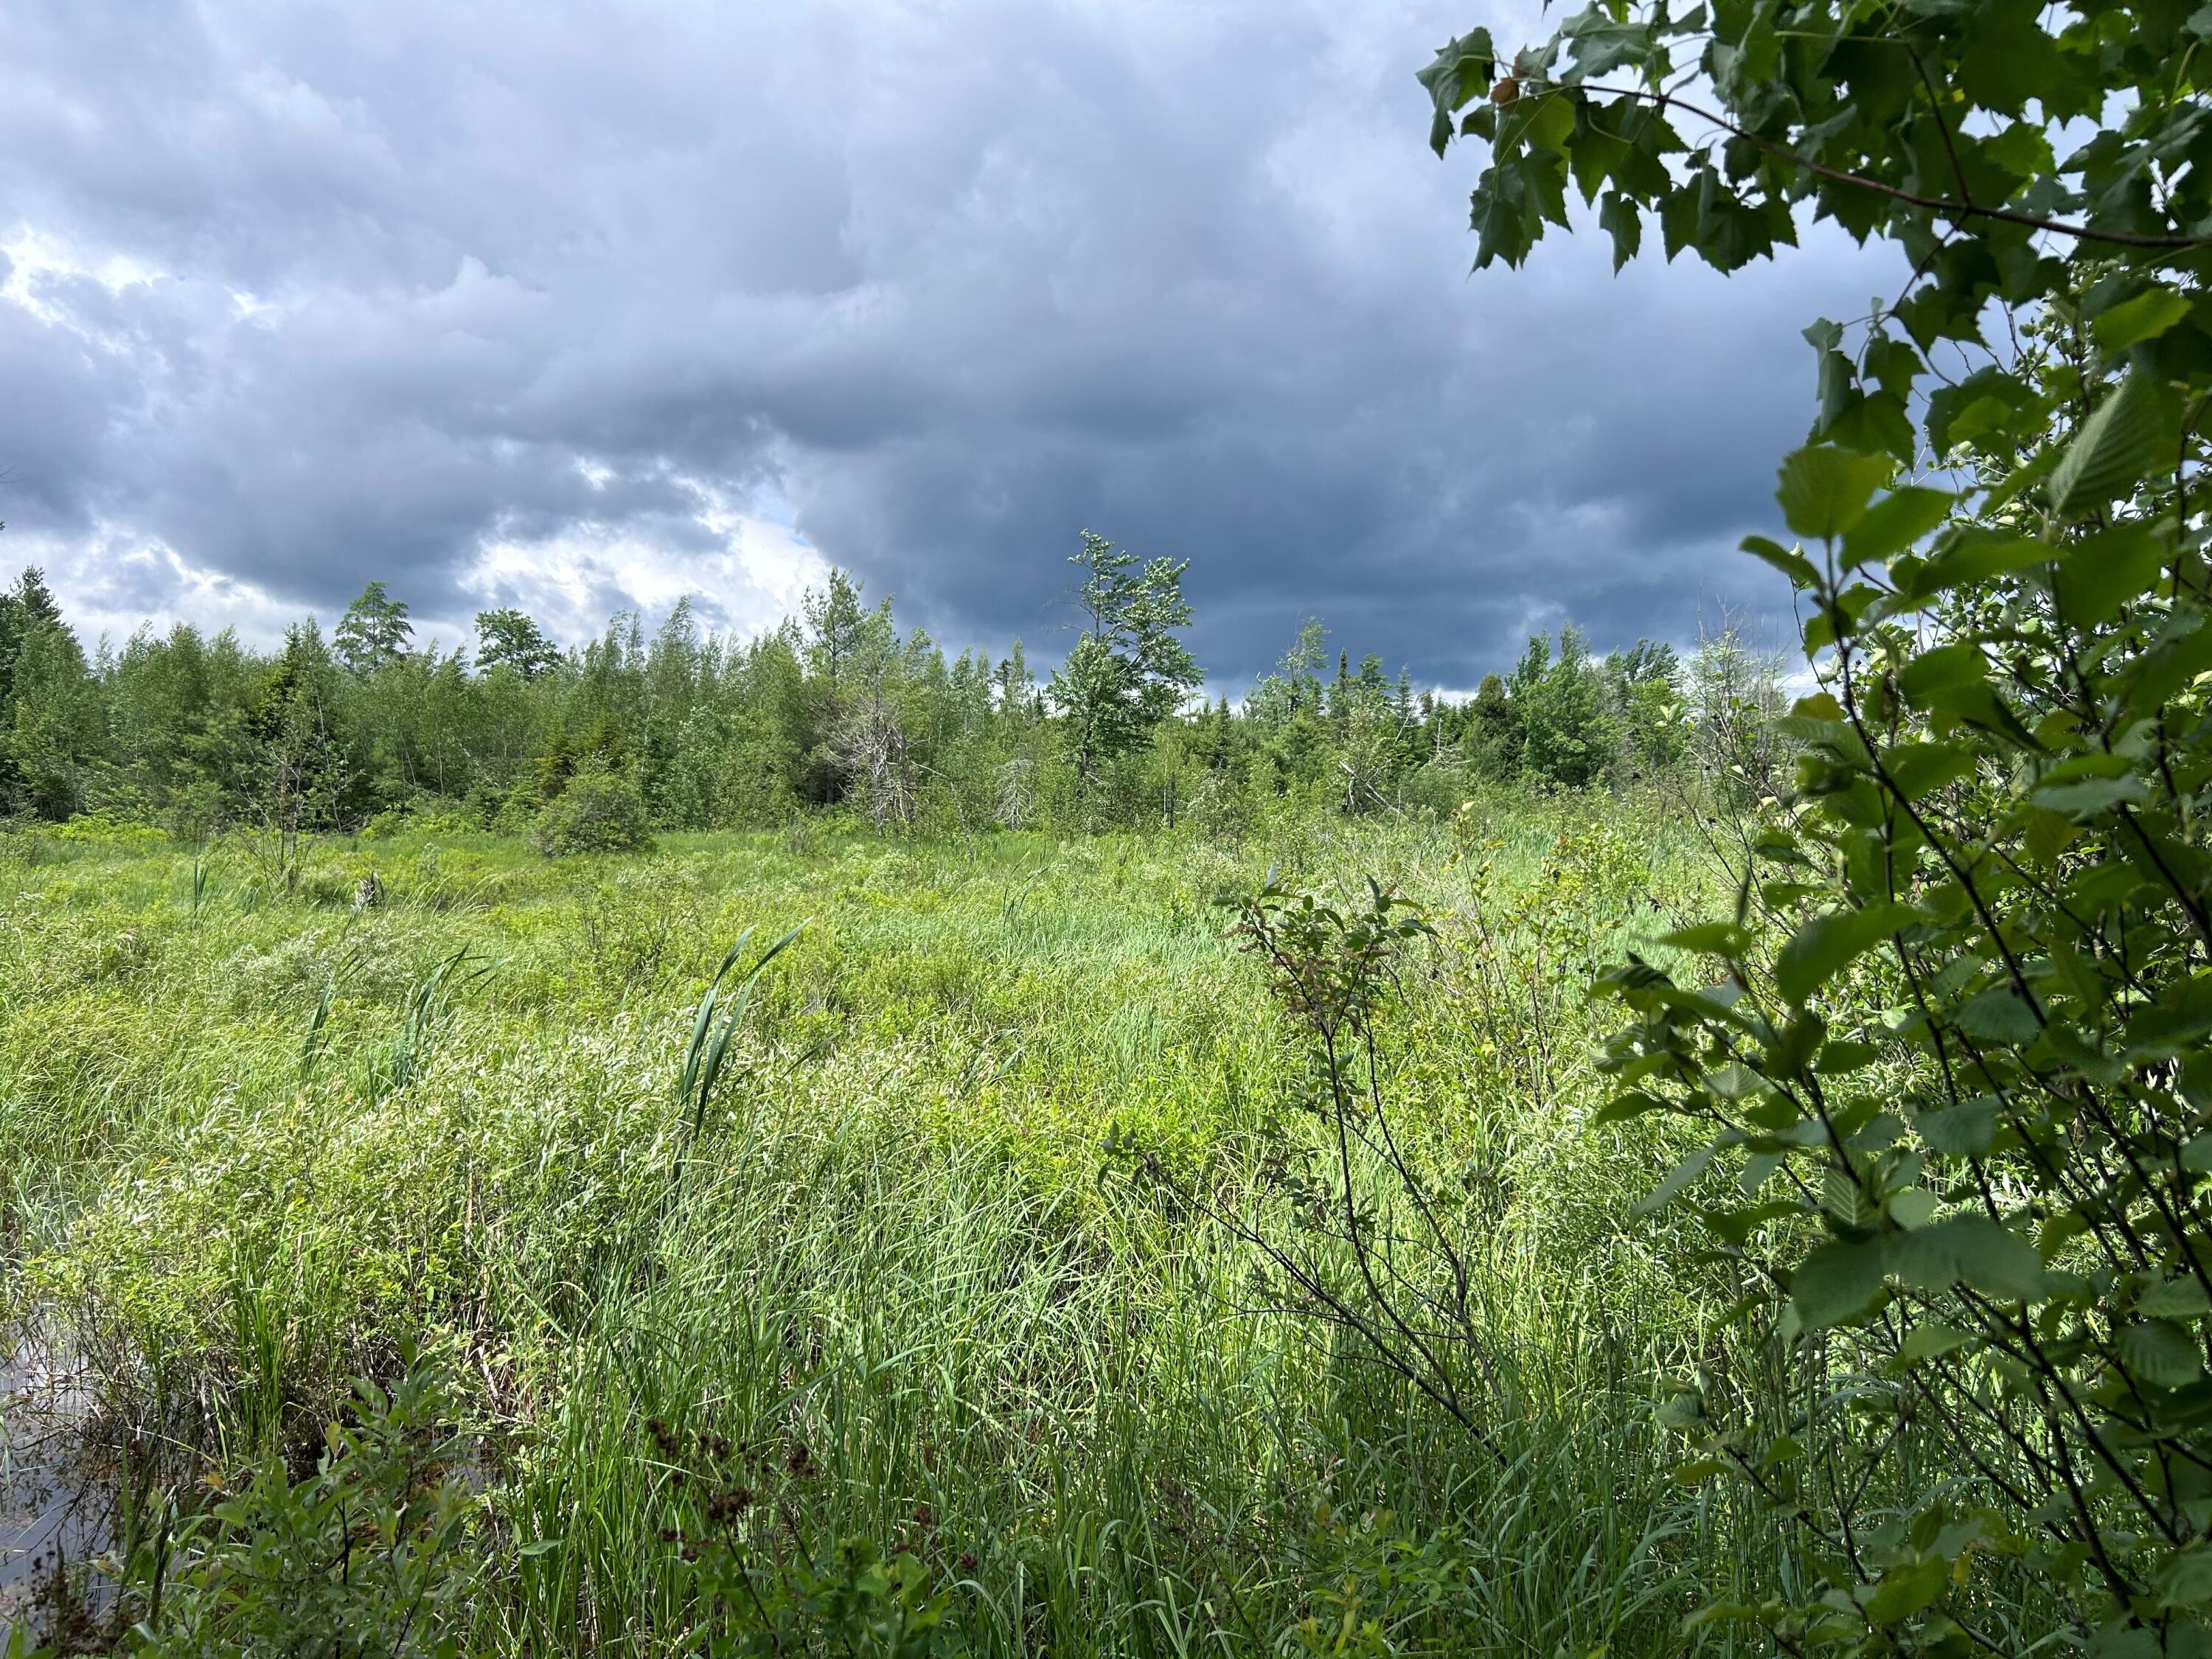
[0,806,1722,1658]
[1422,0,2212,1644]
[134,1342,480,1657]
[335,582,415,678]
[644,1419,959,1657]
[4,614,100,819]
[0,566,63,710]
[1046,529,1203,785]
[529,766,655,857]
[472,608,561,681]
[1594,389,2212,1644]
[672,922,807,1183]
[0,543,1728,846]
[1461,672,1520,779]
[1512,626,1617,789]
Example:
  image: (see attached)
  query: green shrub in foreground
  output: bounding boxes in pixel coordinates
[1422,0,2212,1644]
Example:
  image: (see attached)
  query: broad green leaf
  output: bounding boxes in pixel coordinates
[1597,190,1641,269]
[1593,1089,1673,1125]
[1655,1387,1706,1429]
[1899,1321,1975,1363]
[2048,521,2167,627]
[1561,5,1655,78]
[1416,30,1497,154]
[1773,712,1853,744]
[2153,1546,2212,1610]
[2093,287,2192,353]
[1946,1217,2045,1301]
[1826,388,1915,465]
[1791,1237,1888,1328]
[1840,485,1952,569]
[1774,902,1916,1005]
[2031,775,2150,818]
[1888,1186,1938,1228]
[2121,1319,2205,1387]
[1891,1215,2044,1301]
[1882,741,1978,801]
[2140,1278,2212,1319]
[1896,642,1988,706]
[1815,1038,1877,1074]
[1525,92,1576,156]
[1741,533,1819,588]
[1928,368,2037,454]
[2035,1022,2127,1086]
[2049,372,2171,518]
[1916,1099,1998,1157]
[1955,988,2040,1046]
[1860,1557,1947,1623]
[1776,445,1893,541]
[2034,751,2138,785]
[1905,535,2053,602]
[1822,1165,1877,1228]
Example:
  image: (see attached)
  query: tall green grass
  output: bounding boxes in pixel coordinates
[0,798,1753,1654]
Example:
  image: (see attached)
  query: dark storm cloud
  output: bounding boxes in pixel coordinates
[0,0,1903,683]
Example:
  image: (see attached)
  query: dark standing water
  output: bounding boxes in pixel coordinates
[0,1327,112,1644]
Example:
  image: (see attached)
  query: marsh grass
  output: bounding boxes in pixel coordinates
[0,799,1750,1654]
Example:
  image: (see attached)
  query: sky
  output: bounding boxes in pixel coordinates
[1,0,1905,691]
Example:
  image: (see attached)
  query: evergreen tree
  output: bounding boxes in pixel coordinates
[248,622,350,881]
[1045,530,1200,785]
[1462,673,1519,779]
[4,611,99,819]
[333,582,414,677]
[0,566,62,712]
[1512,627,1613,790]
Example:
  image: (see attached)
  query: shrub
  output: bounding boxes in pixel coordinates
[361,806,411,841]
[529,770,653,858]
[1421,0,2212,1643]
[132,1344,480,1658]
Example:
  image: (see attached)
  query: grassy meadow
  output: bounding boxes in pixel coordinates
[0,797,1764,1655]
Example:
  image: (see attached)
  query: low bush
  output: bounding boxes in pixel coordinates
[529,770,653,858]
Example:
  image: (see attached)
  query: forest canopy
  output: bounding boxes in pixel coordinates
[0,542,1756,848]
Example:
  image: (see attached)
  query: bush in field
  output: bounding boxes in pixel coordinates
[132,1345,479,1658]
[530,768,654,858]
[1424,0,2212,1646]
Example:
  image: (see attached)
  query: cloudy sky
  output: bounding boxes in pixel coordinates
[3,0,1902,689]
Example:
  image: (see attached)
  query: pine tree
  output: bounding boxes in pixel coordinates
[1045,530,1201,785]
[334,582,414,677]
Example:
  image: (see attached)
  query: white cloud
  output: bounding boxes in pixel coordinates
[464,490,827,652]
[1,226,167,324]
[35,524,298,648]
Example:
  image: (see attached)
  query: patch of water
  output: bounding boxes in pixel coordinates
[0,1328,113,1646]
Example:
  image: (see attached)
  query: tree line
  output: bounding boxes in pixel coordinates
[0,532,1781,846]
